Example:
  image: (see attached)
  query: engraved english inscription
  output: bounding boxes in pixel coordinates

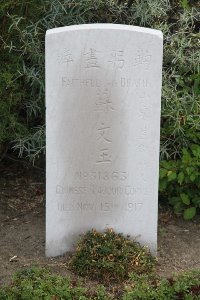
[61,77,149,88]
[58,201,143,212]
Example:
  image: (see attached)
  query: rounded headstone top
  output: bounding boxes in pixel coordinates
[46,23,163,39]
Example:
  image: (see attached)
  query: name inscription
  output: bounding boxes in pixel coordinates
[62,77,149,88]
[57,47,152,71]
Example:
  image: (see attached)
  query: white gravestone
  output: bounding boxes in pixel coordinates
[46,24,163,257]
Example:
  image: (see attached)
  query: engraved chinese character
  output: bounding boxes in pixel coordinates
[139,94,150,118]
[96,148,111,164]
[95,88,114,112]
[137,143,145,152]
[97,122,112,143]
[83,48,101,68]
[139,104,149,119]
[58,48,73,64]
[108,50,124,69]
[137,125,148,143]
[133,50,152,70]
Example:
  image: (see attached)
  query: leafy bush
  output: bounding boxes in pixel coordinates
[159,144,200,220]
[0,0,46,163]
[69,228,155,284]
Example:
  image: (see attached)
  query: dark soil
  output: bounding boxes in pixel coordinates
[0,163,200,286]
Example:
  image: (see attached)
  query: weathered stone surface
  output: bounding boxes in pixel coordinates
[46,24,163,257]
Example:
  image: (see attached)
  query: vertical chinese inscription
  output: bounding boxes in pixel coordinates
[95,87,114,165]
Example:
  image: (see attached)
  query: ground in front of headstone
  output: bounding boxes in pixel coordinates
[0,167,200,287]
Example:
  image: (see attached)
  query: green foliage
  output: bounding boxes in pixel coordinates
[0,0,45,162]
[0,50,28,142]
[160,5,200,159]
[0,267,89,300]
[12,125,45,164]
[159,144,200,219]
[69,229,155,284]
[180,0,190,10]
[0,267,200,299]
[123,270,200,299]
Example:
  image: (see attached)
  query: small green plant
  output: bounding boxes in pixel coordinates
[124,270,200,299]
[0,267,89,300]
[69,228,155,284]
[1,267,200,299]
[159,144,200,220]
